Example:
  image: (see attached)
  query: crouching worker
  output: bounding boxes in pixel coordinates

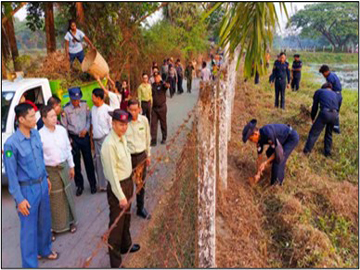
[242,119,299,186]
[303,83,340,157]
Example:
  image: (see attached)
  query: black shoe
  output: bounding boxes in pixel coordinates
[76,187,83,196]
[150,140,157,147]
[137,208,151,219]
[324,152,332,157]
[333,127,340,134]
[121,244,140,254]
[161,139,166,145]
[91,187,97,194]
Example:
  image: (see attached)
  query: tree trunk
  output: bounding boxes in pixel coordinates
[4,15,21,71]
[2,52,7,79]
[197,82,217,268]
[45,2,56,54]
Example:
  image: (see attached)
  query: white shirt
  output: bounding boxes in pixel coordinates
[201,67,212,82]
[91,103,112,139]
[39,125,75,168]
[108,91,122,110]
[64,29,85,54]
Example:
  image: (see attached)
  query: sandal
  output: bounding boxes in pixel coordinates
[70,224,77,233]
[38,251,60,260]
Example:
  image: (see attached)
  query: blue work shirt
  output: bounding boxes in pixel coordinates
[326,72,342,92]
[269,61,290,83]
[3,129,48,205]
[292,60,302,76]
[311,88,340,120]
[257,124,292,155]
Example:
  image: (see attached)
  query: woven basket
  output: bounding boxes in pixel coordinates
[81,49,109,79]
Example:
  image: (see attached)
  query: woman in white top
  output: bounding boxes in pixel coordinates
[64,19,95,66]
[39,105,77,239]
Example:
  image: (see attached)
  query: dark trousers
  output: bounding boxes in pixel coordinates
[151,104,167,142]
[291,74,301,91]
[254,71,260,84]
[70,134,97,190]
[186,77,192,93]
[304,110,338,155]
[177,76,183,94]
[169,77,176,97]
[141,101,151,123]
[275,79,286,109]
[161,73,167,81]
[334,92,342,133]
[69,50,85,66]
[266,130,299,185]
[107,177,134,268]
[131,151,147,211]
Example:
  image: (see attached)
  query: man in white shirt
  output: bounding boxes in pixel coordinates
[91,88,113,191]
[39,105,77,238]
[125,99,151,219]
[201,61,212,82]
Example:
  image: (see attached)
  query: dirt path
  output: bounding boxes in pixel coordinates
[1,78,200,268]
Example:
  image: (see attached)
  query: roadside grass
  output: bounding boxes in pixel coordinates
[217,61,358,268]
[271,51,358,64]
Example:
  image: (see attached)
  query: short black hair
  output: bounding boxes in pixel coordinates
[279,52,286,57]
[202,61,207,68]
[92,88,105,100]
[294,54,300,58]
[15,103,34,119]
[176,59,180,63]
[127,99,140,107]
[319,65,330,73]
[40,105,54,119]
[321,82,333,89]
[47,95,61,108]
[142,72,148,77]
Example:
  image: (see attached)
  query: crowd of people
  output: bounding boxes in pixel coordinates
[3,52,210,268]
[243,52,343,187]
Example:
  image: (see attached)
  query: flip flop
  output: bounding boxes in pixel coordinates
[70,224,77,233]
[38,251,60,260]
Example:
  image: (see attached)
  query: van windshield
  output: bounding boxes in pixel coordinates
[2,92,15,132]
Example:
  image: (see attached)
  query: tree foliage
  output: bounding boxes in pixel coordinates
[287,2,359,49]
[205,2,287,78]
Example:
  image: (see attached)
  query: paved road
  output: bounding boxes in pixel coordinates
[1,78,200,268]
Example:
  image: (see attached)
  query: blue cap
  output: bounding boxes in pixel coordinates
[68,87,83,100]
[242,119,257,143]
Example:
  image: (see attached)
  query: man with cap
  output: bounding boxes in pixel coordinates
[269,52,290,109]
[303,83,341,157]
[291,54,302,91]
[319,65,342,134]
[101,109,140,268]
[3,103,59,267]
[61,87,97,196]
[242,119,299,186]
[151,71,170,146]
[125,99,151,219]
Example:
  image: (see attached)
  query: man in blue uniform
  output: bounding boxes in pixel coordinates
[61,87,97,196]
[269,52,290,109]
[319,65,342,134]
[291,54,302,91]
[242,119,299,186]
[303,82,340,157]
[3,103,59,268]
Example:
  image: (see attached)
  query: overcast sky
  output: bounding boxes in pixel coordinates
[14,2,312,35]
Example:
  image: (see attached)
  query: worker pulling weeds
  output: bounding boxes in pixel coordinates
[242,119,299,186]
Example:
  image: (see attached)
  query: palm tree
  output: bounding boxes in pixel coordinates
[205,2,288,78]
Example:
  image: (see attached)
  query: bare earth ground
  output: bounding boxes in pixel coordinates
[1,78,199,268]
[216,72,358,268]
